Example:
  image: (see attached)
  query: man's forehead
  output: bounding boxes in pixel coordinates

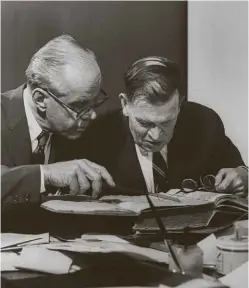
[55,63,101,98]
[64,64,101,87]
[130,96,179,121]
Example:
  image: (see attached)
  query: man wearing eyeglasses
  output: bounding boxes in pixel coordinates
[79,56,247,196]
[1,35,115,212]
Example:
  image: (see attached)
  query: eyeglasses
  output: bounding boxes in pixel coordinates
[35,87,108,120]
[176,175,216,194]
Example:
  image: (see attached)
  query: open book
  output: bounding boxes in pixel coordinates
[41,190,247,232]
[133,190,248,232]
[41,193,211,216]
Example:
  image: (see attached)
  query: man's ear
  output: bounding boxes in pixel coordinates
[32,88,48,113]
[119,93,129,116]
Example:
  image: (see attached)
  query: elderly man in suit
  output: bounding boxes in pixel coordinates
[77,56,247,195]
[1,35,115,211]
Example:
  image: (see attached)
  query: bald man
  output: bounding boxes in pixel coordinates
[1,35,115,209]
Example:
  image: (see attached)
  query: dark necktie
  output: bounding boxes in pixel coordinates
[32,131,49,164]
[153,151,169,193]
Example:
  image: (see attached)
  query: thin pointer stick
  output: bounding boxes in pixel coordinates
[143,192,185,274]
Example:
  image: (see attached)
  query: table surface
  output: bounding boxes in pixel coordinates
[1,215,246,288]
[1,240,220,288]
[1,259,193,288]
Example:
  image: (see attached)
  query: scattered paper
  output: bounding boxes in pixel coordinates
[81,234,129,244]
[14,247,73,274]
[220,261,248,288]
[123,243,169,264]
[42,241,125,253]
[40,241,169,264]
[197,233,217,266]
[1,233,49,250]
[1,252,19,271]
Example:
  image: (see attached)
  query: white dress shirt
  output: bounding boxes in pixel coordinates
[135,144,168,193]
[23,88,52,192]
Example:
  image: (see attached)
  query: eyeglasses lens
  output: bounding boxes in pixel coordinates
[202,175,216,191]
[181,179,197,192]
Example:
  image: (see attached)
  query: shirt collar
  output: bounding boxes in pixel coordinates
[136,144,167,158]
[23,87,42,142]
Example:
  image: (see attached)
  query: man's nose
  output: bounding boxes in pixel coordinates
[148,126,162,140]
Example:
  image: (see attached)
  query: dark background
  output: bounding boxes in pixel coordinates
[1,1,187,112]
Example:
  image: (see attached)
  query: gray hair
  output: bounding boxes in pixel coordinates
[124,56,184,105]
[25,35,98,95]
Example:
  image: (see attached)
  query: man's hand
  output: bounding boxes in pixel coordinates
[215,167,246,193]
[42,159,115,198]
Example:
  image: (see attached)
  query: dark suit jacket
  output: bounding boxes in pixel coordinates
[73,102,245,194]
[1,85,68,207]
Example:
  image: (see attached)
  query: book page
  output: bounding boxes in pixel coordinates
[101,195,208,213]
[166,189,229,203]
[41,200,136,215]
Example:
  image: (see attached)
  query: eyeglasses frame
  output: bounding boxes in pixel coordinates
[34,87,108,120]
[179,174,216,193]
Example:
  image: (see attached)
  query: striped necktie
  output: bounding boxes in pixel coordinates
[32,130,49,164]
[153,151,169,193]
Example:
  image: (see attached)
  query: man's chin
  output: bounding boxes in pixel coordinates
[142,142,164,152]
[64,130,86,140]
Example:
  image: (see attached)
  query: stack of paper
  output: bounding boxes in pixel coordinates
[40,234,169,264]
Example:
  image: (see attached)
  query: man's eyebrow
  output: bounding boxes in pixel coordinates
[136,117,175,126]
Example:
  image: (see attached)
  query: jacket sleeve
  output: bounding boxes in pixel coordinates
[211,111,245,168]
[208,111,248,191]
[1,165,41,208]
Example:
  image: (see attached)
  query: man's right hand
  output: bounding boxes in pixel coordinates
[41,159,115,198]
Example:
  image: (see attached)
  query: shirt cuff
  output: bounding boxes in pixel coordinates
[235,166,248,194]
[40,165,46,193]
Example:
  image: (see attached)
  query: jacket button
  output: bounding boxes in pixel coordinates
[24,194,30,202]
[13,195,19,202]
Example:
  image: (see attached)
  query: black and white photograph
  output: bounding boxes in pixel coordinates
[1,1,248,288]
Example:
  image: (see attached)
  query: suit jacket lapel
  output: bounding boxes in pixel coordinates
[6,85,33,166]
[116,116,147,193]
[167,104,192,186]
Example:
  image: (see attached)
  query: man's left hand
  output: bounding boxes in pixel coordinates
[215,167,247,193]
